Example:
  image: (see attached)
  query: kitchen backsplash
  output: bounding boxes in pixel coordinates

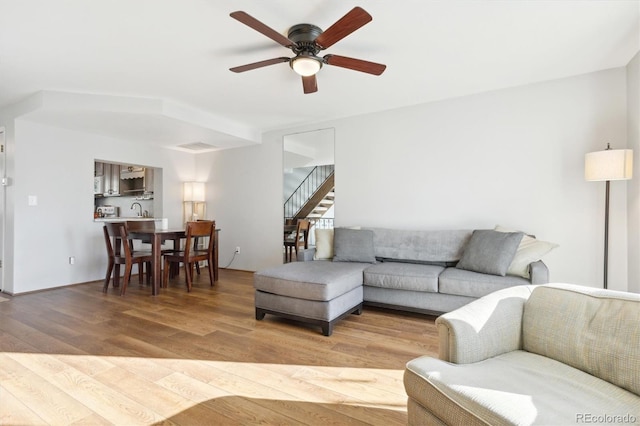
[95,196,154,218]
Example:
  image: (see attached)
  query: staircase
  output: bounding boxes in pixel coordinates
[284,165,334,225]
[307,190,335,221]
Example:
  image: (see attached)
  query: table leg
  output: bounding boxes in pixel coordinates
[214,230,219,281]
[152,233,162,295]
[114,237,121,288]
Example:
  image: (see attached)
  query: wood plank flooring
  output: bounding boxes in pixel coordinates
[0,268,439,425]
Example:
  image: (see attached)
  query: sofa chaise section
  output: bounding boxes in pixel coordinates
[254,260,369,336]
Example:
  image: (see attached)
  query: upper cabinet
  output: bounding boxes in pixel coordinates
[94,162,120,196]
[144,167,154,193]
[95,161,154,198]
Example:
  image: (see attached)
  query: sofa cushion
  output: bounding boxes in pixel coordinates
[523,284,640,396]
[438,267,529,298]
[365,228,472,264]
[313,228,334,260]
[363,262,443,293]
[404,350,640,426]
[495,225,558,278]
[333,228,376,263]
[254,260,369,301]
[456,230,523,276]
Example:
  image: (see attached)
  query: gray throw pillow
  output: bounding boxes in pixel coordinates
[456,230,524,276]
[333,228,376,263]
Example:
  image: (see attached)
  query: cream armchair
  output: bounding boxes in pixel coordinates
[404,283,640,425]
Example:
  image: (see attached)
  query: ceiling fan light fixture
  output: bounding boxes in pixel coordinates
[291,55,322,76]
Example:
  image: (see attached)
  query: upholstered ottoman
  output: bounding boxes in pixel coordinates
[254,260,369,336]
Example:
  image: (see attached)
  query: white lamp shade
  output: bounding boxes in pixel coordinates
[291,56,321,76]
[585,149,633,181]
[183,181,205,202]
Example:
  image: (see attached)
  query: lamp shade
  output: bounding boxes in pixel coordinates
[585,149,633,181]
[183,181,205,202]
[291,56,322,76]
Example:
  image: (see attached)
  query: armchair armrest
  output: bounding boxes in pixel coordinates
[437,285,536,364]
[529,260,549,284]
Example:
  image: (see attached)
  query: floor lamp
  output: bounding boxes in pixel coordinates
[585,143,633,289]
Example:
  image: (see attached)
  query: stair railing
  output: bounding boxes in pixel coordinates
[284,164,334,220]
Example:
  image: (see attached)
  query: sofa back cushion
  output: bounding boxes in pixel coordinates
[365,228,473,264]
[523,284,640,396]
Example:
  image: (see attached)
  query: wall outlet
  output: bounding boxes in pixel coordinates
[235,247,240,254]
[69,256,75,265]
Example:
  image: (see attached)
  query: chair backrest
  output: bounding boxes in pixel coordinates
[523,284,640,396]
[184,220,215,257]
[125,220,155,245]
[104,222,133,259]
[296,219,310,247]
[126,220,155,232]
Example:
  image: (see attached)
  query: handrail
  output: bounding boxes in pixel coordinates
[284,164,334,220]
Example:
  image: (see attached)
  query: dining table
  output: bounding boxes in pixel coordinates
[128,227,220,295]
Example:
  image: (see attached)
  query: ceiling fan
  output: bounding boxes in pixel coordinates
[229,7,386,94]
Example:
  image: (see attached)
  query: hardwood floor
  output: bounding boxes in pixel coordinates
[0,268,439,425]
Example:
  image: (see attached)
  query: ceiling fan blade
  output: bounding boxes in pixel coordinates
[230,11,296,48]
[314,7,372,49]
[302,75,318,94]
[324,54,386,75]
[230,57,290,73]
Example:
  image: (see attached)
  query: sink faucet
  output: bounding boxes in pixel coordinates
[131,202,142,217]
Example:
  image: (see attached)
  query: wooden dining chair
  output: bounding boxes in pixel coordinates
[193,218,214,277]
[284,219,310,263]
[103,222,154,295]
[163,220,216,292]
[125,220,155,244]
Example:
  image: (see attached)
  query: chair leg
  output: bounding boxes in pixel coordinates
[195,261,201,275]
[213,250,218,282]
[138,261,144,284]
[121,263,133,296]
[163,258,171,288]
[103,259,114,292]
[170,262,178,278]
[146,261,152,284]
[207,257,214,287]
[185,262,193,292]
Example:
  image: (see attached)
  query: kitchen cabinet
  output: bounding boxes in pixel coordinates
[144,168,154,193]
[95,161,155,198]
[94,162,120,196]
[107,164,120,195]
[101,163,120,196]
[95,162,104,177]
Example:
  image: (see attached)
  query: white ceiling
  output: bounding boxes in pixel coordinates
[1,0,639,150]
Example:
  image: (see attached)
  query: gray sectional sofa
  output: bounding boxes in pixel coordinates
[254,227,553,335]
[355,227,549,314]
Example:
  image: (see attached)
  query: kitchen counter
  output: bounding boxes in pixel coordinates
[94,217,155,222]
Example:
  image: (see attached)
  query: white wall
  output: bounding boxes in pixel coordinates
[196,139,283,272]
[2,117,194,294]
[628,51,640,294]
[204,68,632,291]
[1,66,634,293]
